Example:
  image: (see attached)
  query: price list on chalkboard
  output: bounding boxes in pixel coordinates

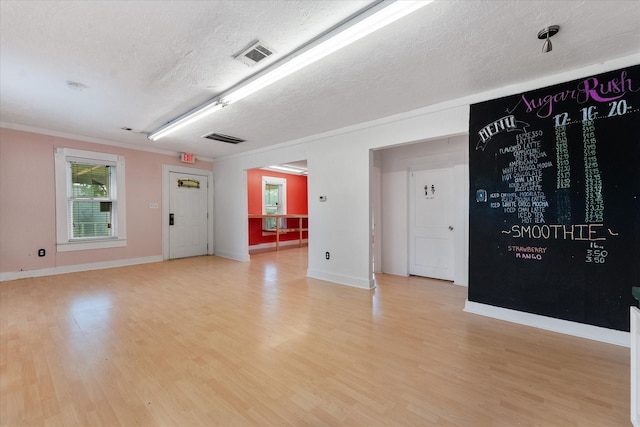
[469,65,639,331]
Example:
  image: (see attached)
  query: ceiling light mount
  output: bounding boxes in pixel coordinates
[538,25,560,53]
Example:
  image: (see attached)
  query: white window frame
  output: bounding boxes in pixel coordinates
[262,176,286,230]
[54,147,127,252]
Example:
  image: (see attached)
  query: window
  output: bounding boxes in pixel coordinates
[262,176,286,230]
[70,163,114,238]
[55,148,127,252]
[264,183,280,229]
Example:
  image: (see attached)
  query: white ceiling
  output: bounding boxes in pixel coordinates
[1,0,639,160]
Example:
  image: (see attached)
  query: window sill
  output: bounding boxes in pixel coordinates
[57,239,127,252]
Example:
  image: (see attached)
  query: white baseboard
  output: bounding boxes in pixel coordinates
[306,269,375,290]
[464,300,630,347]
[214,250,250,262]
[0,255,163,282]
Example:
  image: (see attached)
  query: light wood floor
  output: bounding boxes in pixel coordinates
[0,248,631,426]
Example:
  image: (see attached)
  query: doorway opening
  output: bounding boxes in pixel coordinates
[372,136,469,285]
[247,161,308,254]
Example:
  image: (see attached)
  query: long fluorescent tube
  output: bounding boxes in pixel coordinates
[148,101,224,141]
[148,0,431,140]
[266,165,307,174]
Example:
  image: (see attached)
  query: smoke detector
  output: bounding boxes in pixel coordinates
[234,41,274,67]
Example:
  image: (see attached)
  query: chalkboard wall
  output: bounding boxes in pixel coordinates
[468,65,640,332]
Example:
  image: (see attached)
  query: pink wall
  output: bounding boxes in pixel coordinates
[246,169,308,246]
[0,128,212,273]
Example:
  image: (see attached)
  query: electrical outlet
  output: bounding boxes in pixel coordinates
[38,248,45,257]
[325,251,330,260]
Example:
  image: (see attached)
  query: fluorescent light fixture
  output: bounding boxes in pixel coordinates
[148,0,431,140]
[148,100,224,141]
[265,165,307,174]
[221,0,431,105]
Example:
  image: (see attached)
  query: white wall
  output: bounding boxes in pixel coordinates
[212,54,639,290]
[213,105,468,289]
[379,136,469,285]
[307,140,375,288]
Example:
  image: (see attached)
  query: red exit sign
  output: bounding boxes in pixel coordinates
[180,152,196,163]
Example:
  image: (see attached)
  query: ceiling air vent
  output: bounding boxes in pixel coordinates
[235,41,274,67]
[203,132,246,144]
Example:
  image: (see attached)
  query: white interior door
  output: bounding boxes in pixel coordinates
[409,168,454,280]
[372,165,382,274]
[169,172,208,259]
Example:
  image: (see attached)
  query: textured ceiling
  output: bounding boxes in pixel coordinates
[1,0,639,160]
